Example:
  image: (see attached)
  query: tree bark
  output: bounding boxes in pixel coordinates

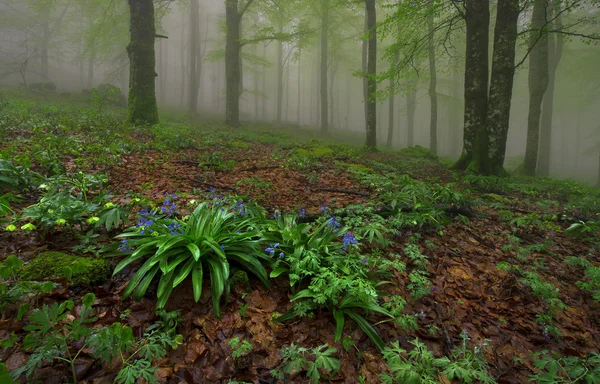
[486,0,520,176]
[537,0,563,177]
[427,3,438,155]
[387,54,398,148]
[126,0,159,125]
[320,0,329,132]
[225,0,242,127]
[362,15,368,130]
[407,88,416,147]
[188,0,200,114]
[365,0,377,150]
[276,22,284,123]
[297,49,301,125]
[452,0,490,173]
[41,21,50,81]
[524,0,549,176]
[87,36,96,89]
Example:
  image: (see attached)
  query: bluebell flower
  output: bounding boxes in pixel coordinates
[234,200,245,217]
[320,203,329,215]
[119,239,132,252]
[220,245,225,251]
[342,232,358,250]
[279,252,285,259]
[273,211,280,219]
[167,221,183,236]
[298,207,306,218]
[328,216,340,229]
[265,243,279,256]
[361,257,368,264]
[161,194,177,216]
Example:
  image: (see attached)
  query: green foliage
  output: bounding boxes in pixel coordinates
[463,174,511,194]
[529,350,600,383]
[398,145,438,160]
[270,344,340,384]
[21,251,111,285]
[114,201,270,317]
[0,159,40,192]
[228,337,253,358]
[566,220,600,239]
[380,332,495,384]
[577,265,600,302]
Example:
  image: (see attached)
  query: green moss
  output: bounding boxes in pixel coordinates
[338,162,374,174]
[229,141,249,149]
[293,146,335,158]
[22,252,111,285]
[293,148,309,157]
[229,270,250,291]
[399,145,438,160]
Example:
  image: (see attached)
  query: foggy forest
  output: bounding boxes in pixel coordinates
[0,0,600,383]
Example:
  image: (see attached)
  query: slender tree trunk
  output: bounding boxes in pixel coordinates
[320,0,329,132]
[87,37,96,89]
[365,0,377,149]
[450,70,461,157]
[453,0,490,173]
[297,50,301,125]
[262,44,267,120]
[180,10,185,107]
[189,0,200,114]
[537,0,563,177]
[486,0,520,176]
[41,21,50,81]
[329,60,337,129]
[275,22,284,123]
[126,0,159,125]
[524,0,549,176]
[427,3,438,154]
[362,16,368,130]
[225,0,241,127]
[407,88,416,147]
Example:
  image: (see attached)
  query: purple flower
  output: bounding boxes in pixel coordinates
[119,239,132,252]
[298,207,306,218]
[234,200,245,217]
[320,203,329,215]
[342,232,358,250]
[167,221,183,236]
[279,252,285,259]
[361,257,368,264]
[265,243,279,256]
[328,216,340,229]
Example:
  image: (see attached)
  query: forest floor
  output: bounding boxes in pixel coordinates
[0,92,599,384]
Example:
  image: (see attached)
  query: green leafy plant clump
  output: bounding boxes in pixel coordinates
[21,251,111,285]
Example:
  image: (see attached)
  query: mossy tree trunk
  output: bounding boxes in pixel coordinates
[524,0,549,176]
[537,0,563,177]
[126,0,159,126]
[486,0,520,177]
[452,0,491,174]
[365,0,377,150]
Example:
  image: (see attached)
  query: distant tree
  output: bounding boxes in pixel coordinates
[126,0,159,125]
[365,0,377,150]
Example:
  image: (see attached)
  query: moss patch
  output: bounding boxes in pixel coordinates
[293,146,335,158]
[399,145,438,160]
[229,141,249,149]
[338,162,374,174]
[22,251,111,285]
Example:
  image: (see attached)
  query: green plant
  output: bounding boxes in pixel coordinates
[228,337,253,358]
[270,344,340,384]
[113,201,271,317]
[380,333,495,384]
[529,350,600,383]
[577,265,600,302]
[21,251,110,285]
[566,220,600,239]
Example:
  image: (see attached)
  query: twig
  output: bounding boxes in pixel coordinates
[434,301,453,356]
[311,188,370,197]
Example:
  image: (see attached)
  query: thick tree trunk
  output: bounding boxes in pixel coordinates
[225,0,241,127]
[524,0,549,176]
[453,0,490,174]
[427,3,438,155]
[320,0,329,132]
[365,0,377,150]
[188,0,200,114]
[276,22,284,123]
[126,0,159,125]
[486,0,520,176]
[449,70,461,157]
[537,0,563,177]
[407,88,416,147]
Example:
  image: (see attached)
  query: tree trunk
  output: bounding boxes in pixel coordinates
[126,0,159,125]
[486,0,520,176]
[407,88,416,147]
[276,22,284,123]
[362,16,368,130]
[524,0,549,176]
[87,37,96,89]
[189,0,200,114]
[449,70,461,157]
[537,0,563,177]
[365,0,377,150]
[320,0,329,132]
[225,0,241,127]
[427,3,438,155]
[329,60,337,129]
[262,44,267,120]
[41,21,50,81]
[297,50,301,125]
[387,54,398,148]
[180,10,185,107]
[452,0,490,173]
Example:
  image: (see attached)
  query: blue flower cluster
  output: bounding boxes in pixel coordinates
[342,232,358,250]
[119,239,132,252]
[265,243,279,256]
[320,203,329,215]
[298,207,306,218]
[136,209,154,235]
[167,221,183,236]
[234,200,245,217]
[328,216,341,229]
[208,187,224,203]
[161,193,178,216]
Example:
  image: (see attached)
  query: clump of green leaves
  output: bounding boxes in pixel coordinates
[529,350,600,383]
[228,337,253,359]
[270,344,340,384]
[380,332,495,384]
